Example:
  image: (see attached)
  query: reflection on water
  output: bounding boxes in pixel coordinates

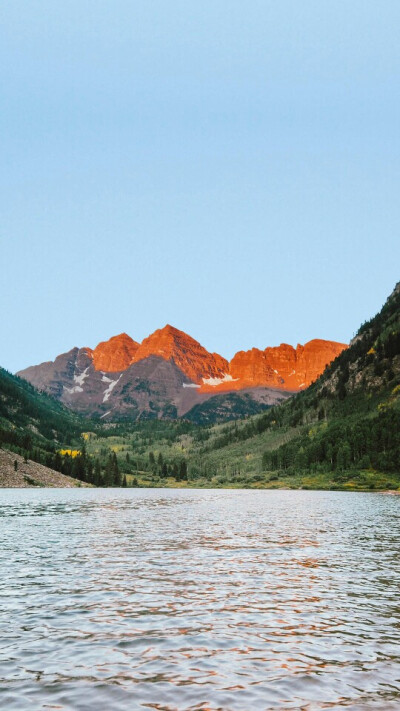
[0,489,400,710]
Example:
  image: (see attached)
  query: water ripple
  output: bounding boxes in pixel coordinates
[0,489,400,710]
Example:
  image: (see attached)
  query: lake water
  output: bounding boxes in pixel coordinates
[0,489,400,710]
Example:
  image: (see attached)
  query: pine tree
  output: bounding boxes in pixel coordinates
[104,454,114,486]
[179,460,187,481]
[94,459,102,486]
[112,452,122,486]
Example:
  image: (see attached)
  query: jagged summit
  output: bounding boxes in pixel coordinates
[92,333,139,372]
[16,325,348,420]
[130,324,229,384]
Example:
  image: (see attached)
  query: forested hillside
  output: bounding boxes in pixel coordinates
[0,368,82,447]
[0,368,129,486]
[192,282,400,488]
[2,283,399,490]
[0,368,86,479]
[84,283,400,491]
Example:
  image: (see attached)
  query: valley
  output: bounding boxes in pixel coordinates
[1,283,399,491]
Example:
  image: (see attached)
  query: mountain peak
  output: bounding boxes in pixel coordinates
[158,324,188,337]
[93,333,139,372]
[131,326,229,383]
[228,339,347,391]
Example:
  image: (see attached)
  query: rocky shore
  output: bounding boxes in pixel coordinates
[0,450,91,488]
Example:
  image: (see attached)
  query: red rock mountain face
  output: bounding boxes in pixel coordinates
[129,325,229,384]
[89,328,346,391]
[92,333,139,372]
[17,327,348,422]
[225,339,347,392]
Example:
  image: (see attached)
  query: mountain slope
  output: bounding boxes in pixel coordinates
[0,366,92,483]
[0,366,83,446]
[0,449,90,488]
[0,367,127,487]
[227,339,346,391]
[184,388,289,424]
[100,284,399,490]
[17,326,346,421]
[93,333,139,372]
[131,325,229,383]
[188,283,400,488]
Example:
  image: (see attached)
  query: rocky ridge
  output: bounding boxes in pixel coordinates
[17,327,347,421]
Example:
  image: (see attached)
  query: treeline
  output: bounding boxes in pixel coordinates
[102,419,196,445]
[199,287,400,459]
[0,367,82,443]
[0,430,128,487]
[262,408,400,475]
[58,449,128,487]
[138,451,188,480]
[198,404,299,453]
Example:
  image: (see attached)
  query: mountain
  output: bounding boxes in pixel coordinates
[131,325,229,383]
[0,365,85,479]
[180,282,400,488]
[90,283,398,490]
[0,366,124,487]
[93,333,139,372]
[17,327,347,421]
[205,339,346,392]
[0,366,82,445]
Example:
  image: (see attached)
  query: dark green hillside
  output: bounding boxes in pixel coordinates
[0,368,130,487]
[184,391,273,424]
[0,367,83,444]
[191,283,400,489]
[0,368,85,475]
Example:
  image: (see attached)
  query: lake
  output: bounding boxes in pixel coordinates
[0,488,399,710]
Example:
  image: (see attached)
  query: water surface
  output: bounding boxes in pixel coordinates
[0,488,400,710]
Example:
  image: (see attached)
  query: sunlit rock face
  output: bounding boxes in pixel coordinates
[17,328,347,421]
[227,339,347,391]
[131,325,229,384]
[92,333,139,372]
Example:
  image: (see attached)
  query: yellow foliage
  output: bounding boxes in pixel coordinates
[392,384,400,397]
[59,449,80,458]
[367,347,375,355]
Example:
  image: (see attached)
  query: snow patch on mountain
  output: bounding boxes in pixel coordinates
[74,367,89,387]
[64,385,83,394]
[202,373,238,387]
[101,374,113,383]
[103,375,122,402]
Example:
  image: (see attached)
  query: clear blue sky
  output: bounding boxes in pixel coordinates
[1,1,399,373]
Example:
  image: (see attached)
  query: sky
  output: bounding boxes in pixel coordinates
[1,1,399,373]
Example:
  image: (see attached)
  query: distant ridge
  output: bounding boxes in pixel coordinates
[17,327,347,422]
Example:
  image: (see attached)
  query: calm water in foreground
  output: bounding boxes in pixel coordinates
[0,489,400,710]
